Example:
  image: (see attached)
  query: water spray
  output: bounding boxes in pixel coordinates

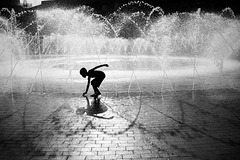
[1,2,240,95]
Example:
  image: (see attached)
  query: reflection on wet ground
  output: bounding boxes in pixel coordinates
[76,96,113,120]
[0,88,240,159]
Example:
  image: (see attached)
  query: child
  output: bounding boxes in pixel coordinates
[80,64,109,98]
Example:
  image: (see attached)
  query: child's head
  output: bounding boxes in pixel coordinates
[80,67,87,78]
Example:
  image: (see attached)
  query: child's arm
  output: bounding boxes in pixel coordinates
[91,64,109,71]
[83,77,90,96]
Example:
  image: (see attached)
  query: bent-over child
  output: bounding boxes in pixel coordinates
[80,64,109,98]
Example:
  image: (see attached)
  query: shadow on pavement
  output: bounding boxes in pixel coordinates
[76,96,113,120]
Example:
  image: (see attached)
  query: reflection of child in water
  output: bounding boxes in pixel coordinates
[76,96,113,119]
[80,64,108,98]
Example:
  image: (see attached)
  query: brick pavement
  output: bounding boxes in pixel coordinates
[0,88,240,160]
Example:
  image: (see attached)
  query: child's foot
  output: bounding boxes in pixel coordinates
[96,92,101,97]
[90,94,96,97]
[93,93,101,99]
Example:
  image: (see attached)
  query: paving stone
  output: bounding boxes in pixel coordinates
[67,155,86,160]
[0,89,240,160]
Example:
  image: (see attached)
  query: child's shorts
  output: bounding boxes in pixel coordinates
[91,73,105,87]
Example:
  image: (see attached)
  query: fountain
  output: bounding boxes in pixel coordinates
[0,1,240,95]
[1,3,240,160]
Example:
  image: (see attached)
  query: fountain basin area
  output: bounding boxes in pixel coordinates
[1,55,240,94]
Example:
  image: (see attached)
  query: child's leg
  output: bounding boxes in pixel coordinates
[95,80,104,96]
[95,87,101,95]
[95,74,105,93]
[91,79,100,96]
[91,79,96,96]
[91,86,100,98]
[91,73,105,96]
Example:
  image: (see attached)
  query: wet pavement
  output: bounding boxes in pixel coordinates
[0,88,240,160]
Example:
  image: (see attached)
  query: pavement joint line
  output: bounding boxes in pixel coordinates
[0,92,31,122]
[142,99,240,147]
[1,88,240,159]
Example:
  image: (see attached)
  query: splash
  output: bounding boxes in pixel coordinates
[0,1,240,94]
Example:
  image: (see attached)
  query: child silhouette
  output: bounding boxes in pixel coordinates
[80,64,109,98]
